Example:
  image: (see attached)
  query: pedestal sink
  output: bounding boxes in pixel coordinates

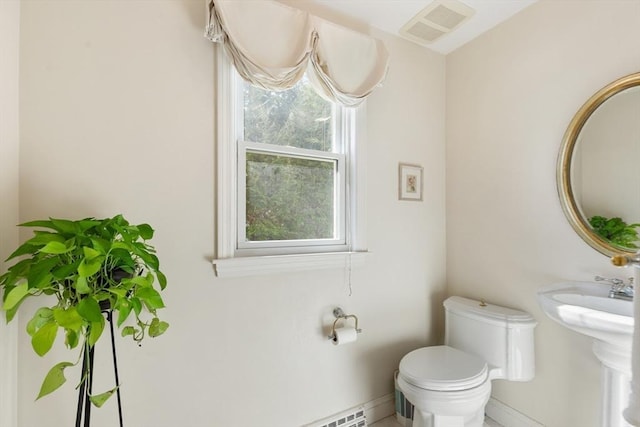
[537,281,634,427]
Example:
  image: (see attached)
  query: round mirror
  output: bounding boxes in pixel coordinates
[558,72,640,257]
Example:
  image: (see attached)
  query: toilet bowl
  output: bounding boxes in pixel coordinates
[397,296,537,427]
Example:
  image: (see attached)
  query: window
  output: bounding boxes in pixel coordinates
[238,76,348,255]
[214,52,367,277]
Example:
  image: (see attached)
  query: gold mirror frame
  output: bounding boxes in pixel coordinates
[557,72,640,257]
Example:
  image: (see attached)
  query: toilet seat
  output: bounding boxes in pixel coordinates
[399,346,488,391]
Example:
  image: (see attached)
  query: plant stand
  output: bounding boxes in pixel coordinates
[75,309,124,427]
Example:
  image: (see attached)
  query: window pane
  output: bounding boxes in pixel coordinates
[246,151,336,241]
[243,78,334,152]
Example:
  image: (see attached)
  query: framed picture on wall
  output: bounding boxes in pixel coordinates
[398,163,423,201]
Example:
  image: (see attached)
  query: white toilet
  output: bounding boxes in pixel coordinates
[397,296,537,427]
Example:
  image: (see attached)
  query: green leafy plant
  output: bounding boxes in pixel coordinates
[589,215,640,249]
[0,214,168,404]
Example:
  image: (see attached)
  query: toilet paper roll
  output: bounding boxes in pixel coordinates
[332,326,358,345]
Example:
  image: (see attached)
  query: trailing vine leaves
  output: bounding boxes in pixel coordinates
[0,215,169,404]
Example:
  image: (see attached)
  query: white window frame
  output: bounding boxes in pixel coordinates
[213,49,368,277]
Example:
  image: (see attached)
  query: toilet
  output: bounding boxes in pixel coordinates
[397,296,537,427]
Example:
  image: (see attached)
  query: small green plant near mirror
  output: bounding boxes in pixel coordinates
[0,214,169,406]
[589,215,640,249]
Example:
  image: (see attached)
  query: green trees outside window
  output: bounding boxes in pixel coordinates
[242,77,340,243]
[243,77,333,151]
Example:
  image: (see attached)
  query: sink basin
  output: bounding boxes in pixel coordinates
[537,281,633,347]
[538,281,635,427]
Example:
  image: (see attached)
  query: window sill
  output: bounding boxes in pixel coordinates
[212,251,369,278]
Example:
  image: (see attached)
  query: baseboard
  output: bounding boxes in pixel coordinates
[485,398,544,427]
[364,393,395,424]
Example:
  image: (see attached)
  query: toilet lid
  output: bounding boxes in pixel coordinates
[399,346,488,391]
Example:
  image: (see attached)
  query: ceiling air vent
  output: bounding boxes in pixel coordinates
[400,0,475,45]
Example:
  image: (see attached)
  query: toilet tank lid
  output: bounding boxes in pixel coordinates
[444,296,537,327]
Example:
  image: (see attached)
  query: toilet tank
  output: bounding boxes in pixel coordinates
[444,296,537,381]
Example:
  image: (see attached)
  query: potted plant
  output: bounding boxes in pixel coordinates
[0,214,169,409]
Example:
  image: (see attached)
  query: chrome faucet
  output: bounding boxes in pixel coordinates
[595,275,634,301]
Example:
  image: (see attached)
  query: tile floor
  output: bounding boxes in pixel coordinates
[369,414,503,427]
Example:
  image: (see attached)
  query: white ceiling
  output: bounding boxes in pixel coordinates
[312,0,538,54]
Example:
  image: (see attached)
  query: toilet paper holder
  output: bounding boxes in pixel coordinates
[327,307,362,341]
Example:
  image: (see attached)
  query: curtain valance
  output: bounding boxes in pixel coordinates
[205,0,389,107]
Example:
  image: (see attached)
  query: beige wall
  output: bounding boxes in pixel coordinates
[17,1,446,426]
[0,1,20,426]
[16,0,640,425]
[446,1,640,426]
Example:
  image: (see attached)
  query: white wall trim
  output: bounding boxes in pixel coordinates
[213,250,369,277]
[364,393,395,424]
[485,397,545,427]
[214,46,238,262]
